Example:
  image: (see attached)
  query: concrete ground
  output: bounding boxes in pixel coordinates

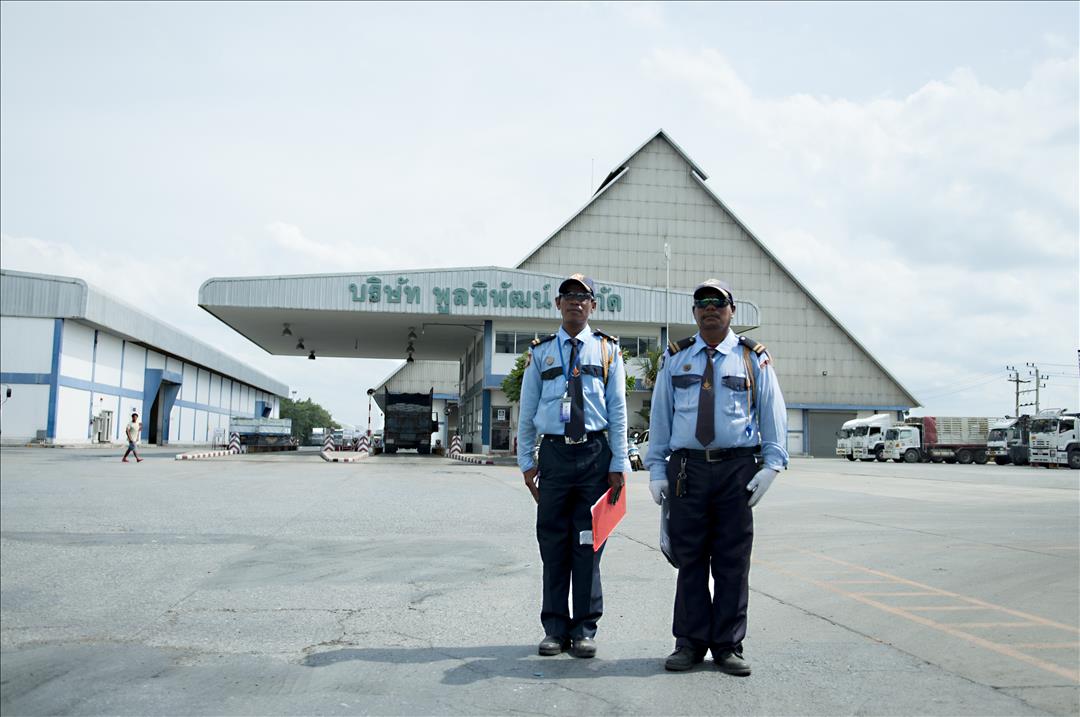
[1,446,1077,716]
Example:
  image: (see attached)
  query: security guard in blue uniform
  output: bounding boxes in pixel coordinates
[647,278,788,675]
[517,273,630,659]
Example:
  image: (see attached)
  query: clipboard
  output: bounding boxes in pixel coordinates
[590,485,627,552]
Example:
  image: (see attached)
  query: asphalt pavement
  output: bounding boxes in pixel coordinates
[1,446,1077,715]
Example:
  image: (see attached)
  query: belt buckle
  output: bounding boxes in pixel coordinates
[564,434,588,445]
[704,448,725,462]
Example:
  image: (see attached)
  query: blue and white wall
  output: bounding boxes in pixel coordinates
[1,317,280,445]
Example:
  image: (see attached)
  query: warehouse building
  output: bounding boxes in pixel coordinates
[0,270,288,445]
[200,130,918,457]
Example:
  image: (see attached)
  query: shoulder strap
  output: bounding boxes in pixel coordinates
[738,336,771,410]
[741,345,756,409]
[531,333,557,347]
[667,336,695,356]
[592,331,619,386]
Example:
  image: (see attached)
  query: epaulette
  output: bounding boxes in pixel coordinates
[593,329,618,343]
[739,336,768,356]
[666,336,696,356]
[530,334,557,347]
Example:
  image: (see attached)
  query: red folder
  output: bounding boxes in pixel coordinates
[591,485,627,552]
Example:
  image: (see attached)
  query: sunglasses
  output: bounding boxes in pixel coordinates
[693,297,730,309]
[559,292,594,303]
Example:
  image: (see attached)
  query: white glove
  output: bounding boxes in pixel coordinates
[746,468,778,508]
[649,479,667,506]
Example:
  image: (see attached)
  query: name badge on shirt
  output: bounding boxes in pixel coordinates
[560,394,571,423]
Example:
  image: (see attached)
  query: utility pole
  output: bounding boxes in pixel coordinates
[1026,362,1048,413]
[1005,365,1030,416]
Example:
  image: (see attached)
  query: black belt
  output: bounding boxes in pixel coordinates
[543,431,606,446]
[674,446,758,463]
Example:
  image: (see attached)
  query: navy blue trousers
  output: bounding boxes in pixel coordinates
[536,435,611,639]
[667,453,756,655]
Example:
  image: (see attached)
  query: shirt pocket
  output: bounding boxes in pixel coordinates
[721,373,750,417]
[671,373,702,412]
[541,373,565,400]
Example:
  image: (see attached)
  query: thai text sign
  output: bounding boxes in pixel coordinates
[348,277,624,316]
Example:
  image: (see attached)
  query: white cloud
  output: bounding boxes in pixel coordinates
[647,47,1079,415]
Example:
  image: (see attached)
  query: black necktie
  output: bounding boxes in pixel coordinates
[567,338,586,441]
[695,348,716,446]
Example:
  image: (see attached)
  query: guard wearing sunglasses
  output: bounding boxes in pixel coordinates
[646,278,788,675]
[517,273,630,659]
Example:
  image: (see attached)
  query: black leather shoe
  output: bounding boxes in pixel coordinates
[570,636,597,658]
[715,649,751,676]
[664,646,706,672]
[538,635,569,656]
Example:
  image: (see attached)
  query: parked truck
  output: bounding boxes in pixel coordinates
[331,426,362,450]
[883,416,989,464]
[986,416,1032,465]
[228,417,296,452]
[851,414,896,461]
[1028,409,1079,469]
[383,389,439,455]
[835,417,862,461]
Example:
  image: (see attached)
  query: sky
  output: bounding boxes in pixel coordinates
[2,1,1077,426]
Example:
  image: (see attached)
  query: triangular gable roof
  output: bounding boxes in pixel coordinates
[516,129,706,269]
[516,129,919,408]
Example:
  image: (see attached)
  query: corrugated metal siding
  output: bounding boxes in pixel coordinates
[518,136,916,409]
[2,270,288,396]
[383,360,459,395]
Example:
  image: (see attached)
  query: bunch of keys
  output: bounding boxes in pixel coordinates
[675,457,688,498]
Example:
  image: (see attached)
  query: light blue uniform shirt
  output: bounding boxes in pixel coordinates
[516,323,630,474]
[646,330,788,483]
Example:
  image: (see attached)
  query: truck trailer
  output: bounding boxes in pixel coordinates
[227,417,296,453]
[883,416,989,464]
[383,389,439,455]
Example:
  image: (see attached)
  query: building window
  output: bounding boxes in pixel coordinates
[621,336,659,358]
[495,332,515,354]
[515,332,538,353]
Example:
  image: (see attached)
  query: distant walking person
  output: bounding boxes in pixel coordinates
[122,412,143,463]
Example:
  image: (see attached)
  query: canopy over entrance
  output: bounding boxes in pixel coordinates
[199,267,760,361]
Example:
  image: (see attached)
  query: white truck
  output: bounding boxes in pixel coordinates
[986,416,1031,465]
[835,418,861,461]
[883,416,989,464]
[851,414,896,461]
[1028,409,1079,469]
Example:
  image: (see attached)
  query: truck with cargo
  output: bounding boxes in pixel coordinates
[331,426,362,450]
[851,414,896,461]
[882,416,989,464]
[1028,409,1079,469]
[383,389,439,455]
[835,417,862,461]
[227,417,296,452]
[986,416,1031,465]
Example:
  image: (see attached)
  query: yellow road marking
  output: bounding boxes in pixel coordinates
[799,551,1080,633]
[1012,643,1080,650]
[853,591,942,597]
[905,606,990,612]
[946,622,1044,628]
[756,555,1080,683]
